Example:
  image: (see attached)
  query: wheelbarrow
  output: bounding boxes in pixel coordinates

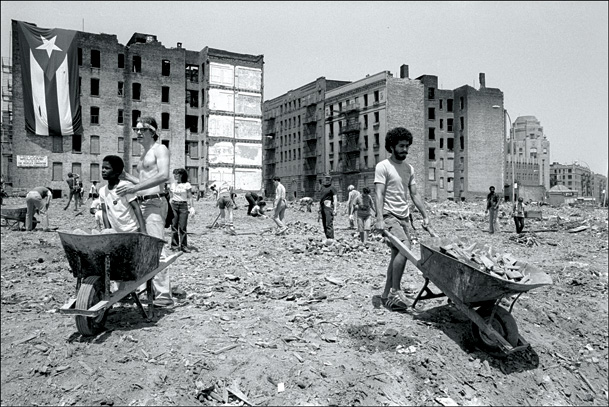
[384,231,553,356]
[57,231,182,336]
[0,206,33,230]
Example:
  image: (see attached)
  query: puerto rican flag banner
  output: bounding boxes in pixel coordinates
[15,20,82,136]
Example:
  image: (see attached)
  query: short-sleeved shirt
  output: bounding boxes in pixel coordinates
[218,182,231,198]
[170,182,192,202]
[319,186,338,208]
[487,193,499,210]
[355,194,374,218]
[275,183,286,202]
[99,180,139,232]
[374,158,416,219]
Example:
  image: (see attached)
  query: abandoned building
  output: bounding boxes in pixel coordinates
[263,66,506,202]
[3,20,263,197]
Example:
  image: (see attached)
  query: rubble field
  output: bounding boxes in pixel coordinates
[1,196,607,406]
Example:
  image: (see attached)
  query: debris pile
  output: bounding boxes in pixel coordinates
[431,239,532,283]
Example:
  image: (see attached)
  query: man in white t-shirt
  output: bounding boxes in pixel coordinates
[374,127,431,312]
[272,177,287,235]
[99,155,147,234]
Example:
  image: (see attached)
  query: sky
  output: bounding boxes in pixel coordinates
[2,1,608,175]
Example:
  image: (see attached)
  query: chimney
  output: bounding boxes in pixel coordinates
[400,64,409,79]
[479,73,486,89]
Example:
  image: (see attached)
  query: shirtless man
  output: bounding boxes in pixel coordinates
[116,116,174,307]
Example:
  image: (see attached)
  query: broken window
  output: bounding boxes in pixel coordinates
[77,48,82,66]
[447,99,453,112]
[460,117,464,130]
[131,110,141,127]
[91,78,99,96]
[186,90,199,108]
[374,90,379,103]
[460,136,464,150]
[162,86,169,103]
[428,87,435,100]
[429,128,436,140]
[118,81,124,97]
[162,59,170,76]
[447,137,454,151]
[439,99,443,110]
[186,115,198,133]
[90,107,99,125]
[374,133,380,147]
[162,113,170,130]
[118,53,124,69]
[185,64,199,82]
[132,83,141,100]
[428,107,435,120]
[72,134,82,153]
[91,49,101,68]
[428,148,436,161]
[132,55,142,73]
[447,119,454,132]
[429,167,436,181]
[460,97,464,110]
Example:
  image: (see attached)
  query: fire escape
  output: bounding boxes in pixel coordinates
[1,57,13,182]
[339,102,361,174]
[263,117,276,194]
[302,102,318,178]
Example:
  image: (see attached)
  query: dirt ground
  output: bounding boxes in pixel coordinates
[1,195,608,406]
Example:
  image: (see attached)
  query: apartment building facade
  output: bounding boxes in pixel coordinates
[550,162,594,197]
[7,20,263,195]
[262,65,505,202]
[262,77,349,198]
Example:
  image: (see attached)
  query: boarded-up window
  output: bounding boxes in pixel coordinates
[428,168,436,181]
[132,139,140,156]
[52,162,63,181]
[187,142,199,159]
[187,167,198,184]
[209,89,234,112]
[52,136,63,153]
[72,163,82,178]
[90,163,100,182]
[118,137,124,153]
[90,135,100,155]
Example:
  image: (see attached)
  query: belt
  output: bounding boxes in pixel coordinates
[137,192,168,202]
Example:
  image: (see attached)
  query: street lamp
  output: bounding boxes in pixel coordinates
[493,105,515,202]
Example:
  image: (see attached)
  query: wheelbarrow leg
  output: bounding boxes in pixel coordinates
[132,292,150,319]
[412,278,446,309]
[146,279,155,320]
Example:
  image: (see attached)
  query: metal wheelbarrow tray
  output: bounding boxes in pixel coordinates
[1,206,29,229]
[57,231,182,336]
[384,231,553,356]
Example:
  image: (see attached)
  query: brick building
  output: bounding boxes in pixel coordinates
[550,162,595,198]
[6,20,263,196]
[262,77,349,199]
[263,65,505,202]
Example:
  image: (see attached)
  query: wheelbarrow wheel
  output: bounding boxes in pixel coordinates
[75,276,108,336]
[471,306,519,354]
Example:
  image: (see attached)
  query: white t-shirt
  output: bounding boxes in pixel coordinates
[275,183,286,202]
[99,180,139,232]
[374,158,416,219]
[170,182,192,202]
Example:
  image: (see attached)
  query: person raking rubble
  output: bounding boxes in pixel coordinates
[373,127,432,312]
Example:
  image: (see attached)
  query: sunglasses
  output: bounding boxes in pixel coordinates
[132,127,151,133]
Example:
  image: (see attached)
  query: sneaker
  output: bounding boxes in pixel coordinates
[384,288,411,311]
[180,246,191,253]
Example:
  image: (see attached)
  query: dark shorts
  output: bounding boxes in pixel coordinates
[384,213,412,249]
[218,196,233,209]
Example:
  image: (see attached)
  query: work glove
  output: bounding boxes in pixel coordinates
[349,214,354,221]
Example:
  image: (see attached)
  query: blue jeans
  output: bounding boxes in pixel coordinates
[170,201,189,249]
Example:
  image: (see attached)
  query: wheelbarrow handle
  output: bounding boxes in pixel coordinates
[383,231,421,264]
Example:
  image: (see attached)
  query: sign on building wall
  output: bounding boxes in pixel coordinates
[235,143,262,166]
[235,92,261,116]
[235,169,262,191]
[208,141,234,164]
[208,115,235,139]
[208,167,234,188]
[16,155,48,167]
[209,63,235,87]
[235,118,262,140]
[209,89,235,112]
[236,66,262,91]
